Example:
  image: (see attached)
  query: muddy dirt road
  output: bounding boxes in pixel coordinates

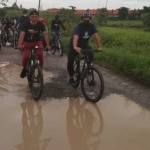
[0,47,150,107]
[0,47,150,150]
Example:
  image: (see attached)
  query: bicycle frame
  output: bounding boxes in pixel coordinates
[76,52,92,80]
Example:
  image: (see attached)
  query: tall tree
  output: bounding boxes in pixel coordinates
[118,7,129,20]
[0,0,8,6]
[96,8,108,25]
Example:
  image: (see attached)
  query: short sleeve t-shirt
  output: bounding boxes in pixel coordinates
[69,23,98,49]
[21,21,46,42]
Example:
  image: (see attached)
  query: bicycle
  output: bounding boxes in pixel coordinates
[23,46,45,100]
[51,32,63,56]
[72,49,104,103]
[13,30,19,48]
[1,28,14,47]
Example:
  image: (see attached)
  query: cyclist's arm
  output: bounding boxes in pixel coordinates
[42,31,50,47]
[15,17,21,29]
[73,35,81,52]
[93,33,102,51]
[2,24,6,30]
[60,20,65,31]
[18,31,25,47]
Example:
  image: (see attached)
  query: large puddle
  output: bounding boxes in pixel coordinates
[0,63,150,150]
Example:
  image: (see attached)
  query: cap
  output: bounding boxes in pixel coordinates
[30,10,39,16]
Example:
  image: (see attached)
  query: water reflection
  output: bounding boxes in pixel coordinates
[67,98,103,150]
[15,101,52,150]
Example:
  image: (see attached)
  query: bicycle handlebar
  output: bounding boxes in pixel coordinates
[81,49,102,53]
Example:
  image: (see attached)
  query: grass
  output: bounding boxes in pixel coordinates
[62,26,150,86]
[103,20,144,27]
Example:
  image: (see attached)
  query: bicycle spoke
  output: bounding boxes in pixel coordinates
[31,65,43,100]
[81,67,104,103]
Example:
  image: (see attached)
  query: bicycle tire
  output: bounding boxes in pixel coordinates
[30,64,43,101]
[14,35,18,48]
[58,40,63,56]
[10,35,14,47]
[72,59,80,88]
[2,35,6,46]
[81,66,104,103]
[51,47,56,54]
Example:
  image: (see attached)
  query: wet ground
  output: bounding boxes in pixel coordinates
[0,47,150,150]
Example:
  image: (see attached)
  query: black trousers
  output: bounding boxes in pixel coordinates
[67,46,93,77]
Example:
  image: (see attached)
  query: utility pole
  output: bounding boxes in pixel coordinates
[16,0,17,4]
[106,0,108,8]
[38,0,41,14]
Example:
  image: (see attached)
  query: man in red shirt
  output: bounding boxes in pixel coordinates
[18,10,51,78]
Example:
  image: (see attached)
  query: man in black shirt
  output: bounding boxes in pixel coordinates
[15,9,29,31]
[67,12,102,84]
[18,10,51,78]
[51,14,66,47]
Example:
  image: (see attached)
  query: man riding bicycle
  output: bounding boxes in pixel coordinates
[1,18,12,41]
[51,14,66,47]
[67,12,102,84]
[18,10,51,78]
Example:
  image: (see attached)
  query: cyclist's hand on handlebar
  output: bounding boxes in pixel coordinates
[18,45,24,51]
[46,45,51,51]
[74,47,81,53]
[98,47,103,52]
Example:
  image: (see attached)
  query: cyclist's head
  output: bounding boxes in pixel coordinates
[55,14,59,20]
[81,12,92,26]
[29,10,39,24]
[23,9,28,16]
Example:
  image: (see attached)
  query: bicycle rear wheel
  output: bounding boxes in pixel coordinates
[58,40,63,56]
[30,64,43,100]
[81,66,104,103]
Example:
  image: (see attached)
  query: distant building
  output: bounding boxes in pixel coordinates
[47,8,134,19]
[11,2,19,9]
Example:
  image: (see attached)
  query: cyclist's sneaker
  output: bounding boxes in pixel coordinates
[69,77,75,84]
[20,68,27,78]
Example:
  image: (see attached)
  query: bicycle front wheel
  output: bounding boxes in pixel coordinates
[30,64,43,101]
[81,66,104,103]
[72,59,80,88]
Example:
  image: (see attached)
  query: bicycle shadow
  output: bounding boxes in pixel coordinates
[66,98,104,150]
[15,101,52,150]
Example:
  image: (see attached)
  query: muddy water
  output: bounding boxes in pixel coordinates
[0,63,150,150]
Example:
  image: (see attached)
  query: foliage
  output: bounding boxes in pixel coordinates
[128,9,139,20]
[5,9,22,18]
[141,7,150,27]
[0,0,8,6]
[118,7,129,20]
[0,8,6,17]
[96,8,108,25]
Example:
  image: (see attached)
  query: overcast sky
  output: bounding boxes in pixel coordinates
[7,0,150,10]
